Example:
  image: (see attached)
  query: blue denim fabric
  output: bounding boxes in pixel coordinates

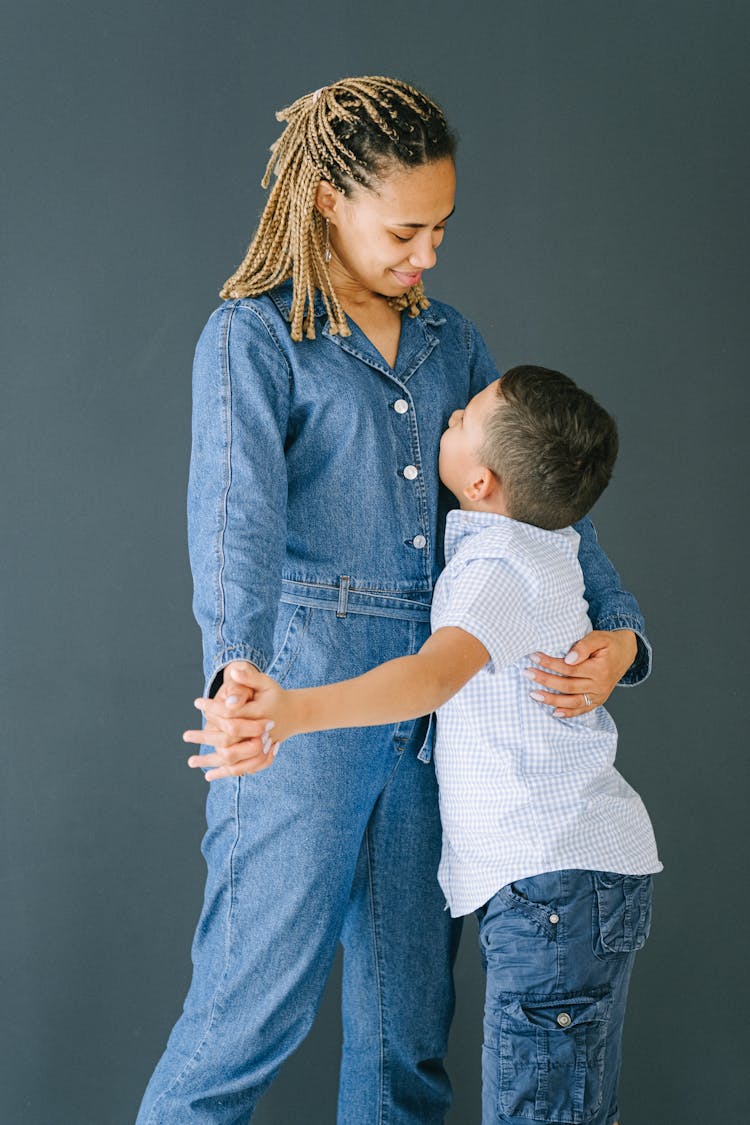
[139,285,652,1121]
[186,281,651,699]
[478,870,653,1125]
[137,606,461,1124]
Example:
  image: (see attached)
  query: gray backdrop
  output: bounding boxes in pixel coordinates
[2,2,747,1122]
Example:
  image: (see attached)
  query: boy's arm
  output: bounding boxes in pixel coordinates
[185,628,490,781]
[290,627,490,733]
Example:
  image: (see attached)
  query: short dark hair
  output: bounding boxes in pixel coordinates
[479,365,619,530]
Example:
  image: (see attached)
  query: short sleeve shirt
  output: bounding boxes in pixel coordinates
[430,510,661,917]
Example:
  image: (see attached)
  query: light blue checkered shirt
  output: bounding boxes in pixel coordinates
[431,510,661,917]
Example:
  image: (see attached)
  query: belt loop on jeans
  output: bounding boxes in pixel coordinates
[336,575,350,618]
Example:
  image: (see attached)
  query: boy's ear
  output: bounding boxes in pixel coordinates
[462,467,499,503]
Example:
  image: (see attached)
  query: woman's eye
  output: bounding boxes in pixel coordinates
[392,233,413,243]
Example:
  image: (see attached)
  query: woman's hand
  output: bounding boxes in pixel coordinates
[525,629,638,718]
[184,661,285,781]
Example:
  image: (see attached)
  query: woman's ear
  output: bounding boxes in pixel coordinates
[315,180,341,219]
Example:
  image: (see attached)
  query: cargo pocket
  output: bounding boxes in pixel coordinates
[486,991,611,1123]
[593,872,653,956]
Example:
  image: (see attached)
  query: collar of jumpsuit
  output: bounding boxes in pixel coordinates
[189,278,503,702]
[269,278,448,379]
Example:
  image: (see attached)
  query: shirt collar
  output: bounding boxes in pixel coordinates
[443,510,512,562]
[443,508,577,563]
[267,278,446,327]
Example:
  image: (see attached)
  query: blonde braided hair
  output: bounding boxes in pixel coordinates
[220,76,455,341]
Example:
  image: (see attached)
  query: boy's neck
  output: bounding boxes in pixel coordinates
[456,497,512,517]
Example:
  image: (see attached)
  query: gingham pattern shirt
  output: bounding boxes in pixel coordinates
[431,510,661,917]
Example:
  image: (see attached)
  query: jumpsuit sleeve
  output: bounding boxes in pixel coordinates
[465,317,652,686]
[572,517,652,685]
[187,302,292,697]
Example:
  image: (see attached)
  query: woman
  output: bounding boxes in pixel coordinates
[138,76,650,1124]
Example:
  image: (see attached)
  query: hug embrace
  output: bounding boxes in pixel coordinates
[138,76,661,1125]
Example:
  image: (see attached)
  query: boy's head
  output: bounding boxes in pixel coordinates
[438,365,619,530]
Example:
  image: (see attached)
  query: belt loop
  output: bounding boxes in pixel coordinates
[336,575,350,618]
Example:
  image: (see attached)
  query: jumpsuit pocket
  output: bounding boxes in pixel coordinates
[267,603,312,684]
[485,991,612,1123]
[593,872,653,956]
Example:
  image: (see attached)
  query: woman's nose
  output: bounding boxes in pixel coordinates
[409,235,438,270]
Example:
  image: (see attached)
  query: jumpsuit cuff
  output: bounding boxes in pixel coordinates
[594,616,653,686]
[205,645,267,698]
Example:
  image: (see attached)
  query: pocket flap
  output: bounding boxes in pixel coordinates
[499,992,611,1031]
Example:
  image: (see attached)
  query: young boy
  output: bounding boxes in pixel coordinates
[187,365,661,1125]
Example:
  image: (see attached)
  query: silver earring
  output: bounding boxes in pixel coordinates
[324,218,331,263]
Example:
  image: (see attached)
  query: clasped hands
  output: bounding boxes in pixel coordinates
[184,664,293,781]
[184,629,637,783]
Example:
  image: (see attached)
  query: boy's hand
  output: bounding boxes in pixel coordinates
[184,662,294,781]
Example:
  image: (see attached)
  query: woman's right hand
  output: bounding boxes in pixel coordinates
[185,660,279,781]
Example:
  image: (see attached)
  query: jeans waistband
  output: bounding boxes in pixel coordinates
[280,578,432,622]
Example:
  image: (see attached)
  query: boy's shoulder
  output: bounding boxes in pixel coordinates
[445,511,580,570]
[437,514,584,616]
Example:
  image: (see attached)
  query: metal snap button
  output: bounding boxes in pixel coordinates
[556,1012,572,1028]
[549,913,560,924]
[412,535,427,549]
[403,465,418,480]
[394,399,409,414]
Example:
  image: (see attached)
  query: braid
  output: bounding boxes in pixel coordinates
[220,76,456,341]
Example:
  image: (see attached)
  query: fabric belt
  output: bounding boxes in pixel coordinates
[280,577,432,622]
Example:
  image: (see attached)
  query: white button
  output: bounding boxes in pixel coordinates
[549,913,560,924]
[403,465,418,480]
[412,535,427,549]
[394,399,409,414]
[556,1012,572,1028]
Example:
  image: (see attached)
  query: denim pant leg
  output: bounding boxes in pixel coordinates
[478,869,653,1125]
[337,711,462,1125]
[137,607,457,1124]
[137,725,386,1124]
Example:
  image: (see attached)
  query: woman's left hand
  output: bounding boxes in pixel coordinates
[525,629,638,718]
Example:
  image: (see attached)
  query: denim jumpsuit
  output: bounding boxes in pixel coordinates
[137,281,650,1125]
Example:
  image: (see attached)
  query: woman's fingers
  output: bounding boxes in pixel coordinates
[523,665,592,696]
[187,735,273,780]
[552,694,597,718]
[195,696,265,721]
[528,688,598,718]
[184,729,271,763]
[228,663,269,690]
[183,717,274,748]
[531,651,592,676]
[190,751,276,782]
[524,661,599,716]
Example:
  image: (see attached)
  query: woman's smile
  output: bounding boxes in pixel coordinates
[390,268,423,287]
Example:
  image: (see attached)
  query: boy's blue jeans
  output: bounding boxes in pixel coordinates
[478,869,653,1125]
[137,605,460,1124]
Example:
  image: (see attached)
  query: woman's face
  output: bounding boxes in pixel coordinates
[322,156,456,299]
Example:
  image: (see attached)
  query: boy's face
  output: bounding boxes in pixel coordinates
[439,379,501,502]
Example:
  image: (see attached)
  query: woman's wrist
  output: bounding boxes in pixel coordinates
[609,629,638,677]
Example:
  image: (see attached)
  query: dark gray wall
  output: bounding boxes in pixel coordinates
[2,2,747,1122]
